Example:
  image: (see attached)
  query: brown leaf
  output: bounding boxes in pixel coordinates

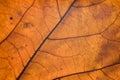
[0,0,120,80]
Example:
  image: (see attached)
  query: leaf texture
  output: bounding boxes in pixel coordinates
[0,0,120,80]
[0,0,73,79]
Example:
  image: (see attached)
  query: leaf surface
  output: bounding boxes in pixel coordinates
[0,0,120,80]
[0,0,73,79]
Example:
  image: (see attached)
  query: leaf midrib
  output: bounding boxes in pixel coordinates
[17,0,77,79]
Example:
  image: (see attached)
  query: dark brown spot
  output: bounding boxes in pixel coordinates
[23,22,33,28]
[10,17,13,20]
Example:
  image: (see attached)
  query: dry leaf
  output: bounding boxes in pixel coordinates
[0,0,120,80]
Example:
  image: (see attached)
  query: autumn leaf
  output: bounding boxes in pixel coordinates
[0,0,120,80]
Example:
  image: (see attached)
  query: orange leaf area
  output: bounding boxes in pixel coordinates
[0,0,120,80]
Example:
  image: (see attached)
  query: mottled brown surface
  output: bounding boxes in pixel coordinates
[0,0,120,80]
